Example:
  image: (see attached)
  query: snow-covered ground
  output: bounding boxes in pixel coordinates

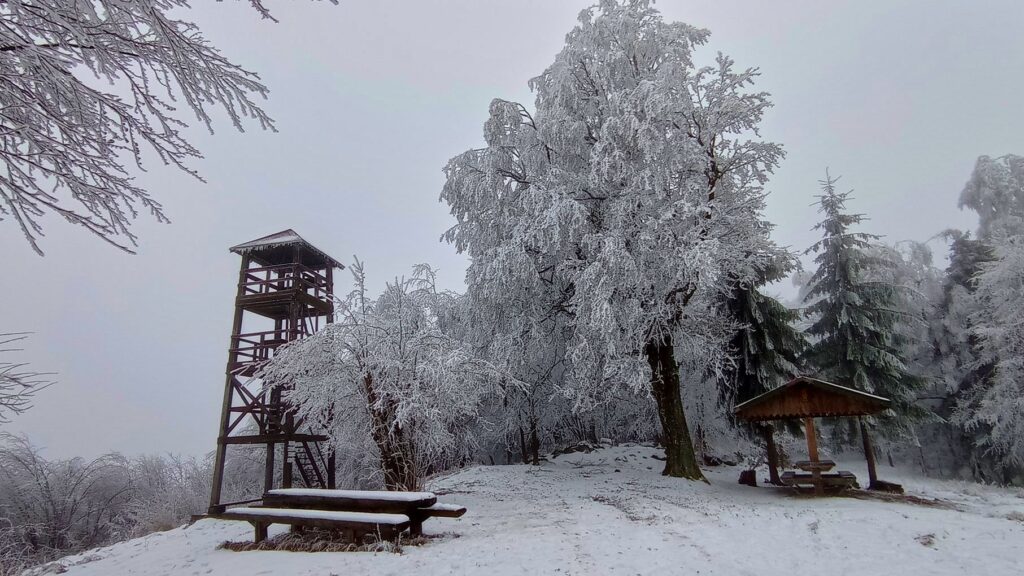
[36,445,1024,576]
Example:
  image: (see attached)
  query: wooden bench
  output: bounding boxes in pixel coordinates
[781,470,859,492]
[263,488,436,513]
[262,488,467,538]
[408,503,468,536]
[218,506,411,543]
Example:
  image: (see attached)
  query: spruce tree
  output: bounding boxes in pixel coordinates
[724,257,808,484]
[802,172,926,443]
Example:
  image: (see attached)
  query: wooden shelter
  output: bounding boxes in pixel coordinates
[735,376,894,495]
[208,230,344,514]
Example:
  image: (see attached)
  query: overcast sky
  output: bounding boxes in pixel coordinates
[3,0,1021,458]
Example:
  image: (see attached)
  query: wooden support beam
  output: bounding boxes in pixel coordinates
[859,416,879,489]
[804,417,823,496]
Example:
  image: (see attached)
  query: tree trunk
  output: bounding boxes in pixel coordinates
[645,334,706,481]
[363,372,418,491]
[761,424,783,486]
[518,425,530,464]
[859,417,878,489]
[529,416,541,465]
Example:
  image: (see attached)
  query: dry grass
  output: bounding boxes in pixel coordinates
[842,490,959,510]
[218,529,457,554]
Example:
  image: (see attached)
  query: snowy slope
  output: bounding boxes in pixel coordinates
[35,446,1024,576]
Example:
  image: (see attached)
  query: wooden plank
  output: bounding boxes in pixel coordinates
[262,491,436,513]
[418,503,467,518]
[218,508,410,540]
[220,433,328,445]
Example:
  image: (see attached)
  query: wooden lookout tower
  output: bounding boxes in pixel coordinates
[208,230,343,514]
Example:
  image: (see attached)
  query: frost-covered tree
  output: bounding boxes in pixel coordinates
[935,155,1024,481]
[0,0,334,254]
[0,435,131,566]
[260,260,501,491]
[943,155,1024,481]
[959,155,1024,240]
[443,0,783,479]
[802,172,926,442]
[0,334,50,424]
[959,235,1024,479]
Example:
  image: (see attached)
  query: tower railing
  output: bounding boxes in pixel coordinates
[240,264,332,301]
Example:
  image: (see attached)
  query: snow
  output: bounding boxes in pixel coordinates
[225,507,410,525]
[267,488,436,502]
[229,229,305,253]
[37,446,1024,576]
[422,503,465,513]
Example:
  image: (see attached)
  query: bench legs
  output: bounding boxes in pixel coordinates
[247,521,411,544]
[253,521,268,543]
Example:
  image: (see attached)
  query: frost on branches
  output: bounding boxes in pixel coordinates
[947,154,1024,481]
[0,0,333,254]
[963,237,1024,476]
[442,0,783,479]
[258,260,502,491]
[959,155,1024,240]
[0,333,50,423]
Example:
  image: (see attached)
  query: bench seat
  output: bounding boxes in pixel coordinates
[406,502,469,536]
[419,503,467,518]
[781,470,858,490]
[219,506,410,542]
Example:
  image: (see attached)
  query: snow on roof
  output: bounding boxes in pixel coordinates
[228,229,343,269]
[225,506,410,525]
[267,488,436,502]
[229,229,305,252]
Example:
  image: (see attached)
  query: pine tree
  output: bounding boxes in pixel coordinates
[802,172,926,442]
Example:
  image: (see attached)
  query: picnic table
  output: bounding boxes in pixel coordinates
[781,459,858,493]
[218,488,467,543]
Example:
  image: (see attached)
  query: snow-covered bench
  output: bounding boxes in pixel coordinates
[263,488,437,512]
[218,506,411,542]
[261,488,468,537]
[780,470,858,491]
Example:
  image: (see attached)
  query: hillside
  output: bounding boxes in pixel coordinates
[33,446,1024,576]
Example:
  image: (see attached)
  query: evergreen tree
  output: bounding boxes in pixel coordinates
[960,235,1024,481]
[944,154,1024,482]
[723,257,807,483]
[802,172,926,442]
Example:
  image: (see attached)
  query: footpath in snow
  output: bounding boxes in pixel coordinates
[38,445,1024,576]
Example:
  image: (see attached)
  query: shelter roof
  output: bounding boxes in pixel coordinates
[734,376,891,422]
[229,229,343,269]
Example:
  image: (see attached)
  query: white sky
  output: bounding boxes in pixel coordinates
[3,0,1020,458]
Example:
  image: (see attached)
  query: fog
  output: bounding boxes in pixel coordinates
[3,0,1020,458]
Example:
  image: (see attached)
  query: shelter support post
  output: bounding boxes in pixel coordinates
[859,417,878,489]
[761,424,782,486]
[804,417,823,496]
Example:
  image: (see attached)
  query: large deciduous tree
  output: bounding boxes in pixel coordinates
[442,0,782,479]
[0,0,333,254]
